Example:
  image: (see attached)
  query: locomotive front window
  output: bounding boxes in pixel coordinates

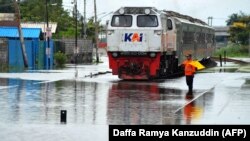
[111,15,132,27]
[137,15,158,27]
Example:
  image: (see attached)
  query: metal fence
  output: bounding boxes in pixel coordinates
[0,38,8,71]
[54,39,93,64]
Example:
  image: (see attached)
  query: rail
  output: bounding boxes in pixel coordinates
[211,57,249,65]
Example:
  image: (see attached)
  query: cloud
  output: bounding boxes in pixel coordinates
[64,0,250,26]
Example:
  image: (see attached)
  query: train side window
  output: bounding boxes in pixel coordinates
[167,19,173,30]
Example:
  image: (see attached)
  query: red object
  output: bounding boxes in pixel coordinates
[108,52,161,80]
[98,42,107,48]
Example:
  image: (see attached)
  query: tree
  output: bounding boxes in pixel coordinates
[19,0,77,38]
[86,16,104,42]
[226,13,240,26]
[0,0,15,13]
[227,12,250,45]
[1,0,101,40]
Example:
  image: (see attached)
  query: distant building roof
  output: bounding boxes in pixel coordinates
[0,26,42,38]
[213,26,230,31]
[21,22,57,33]
[213,26,230,36]
[215,32,230,36]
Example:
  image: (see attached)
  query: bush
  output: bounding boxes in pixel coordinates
[54,51,67,68]
[214,43,249,57]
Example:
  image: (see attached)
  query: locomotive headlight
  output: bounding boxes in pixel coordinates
[144,9,150,15]
[119,8,125,15]
[112,52,118,58]
[149,52,156,58]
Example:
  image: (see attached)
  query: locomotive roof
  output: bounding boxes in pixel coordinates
[114,7,160,15]
[112,7,214,30]
[175,17,214,30]
[163,10,214,30]
[163,10,207,26]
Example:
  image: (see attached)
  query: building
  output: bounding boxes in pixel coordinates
[213,26,230,48]
[0,26,52,71]
[0,12,58,70]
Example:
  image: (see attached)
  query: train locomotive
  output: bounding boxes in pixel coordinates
[106,7,215,80]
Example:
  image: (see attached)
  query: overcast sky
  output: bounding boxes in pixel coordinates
[63,0,250,26]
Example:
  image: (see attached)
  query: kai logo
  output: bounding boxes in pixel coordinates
[124,33,143,42]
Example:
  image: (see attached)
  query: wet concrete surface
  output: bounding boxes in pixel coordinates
[0,57,250,140]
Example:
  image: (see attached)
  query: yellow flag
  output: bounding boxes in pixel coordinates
[190,61,205,70]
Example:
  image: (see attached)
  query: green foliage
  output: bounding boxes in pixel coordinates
[2,0,103,40]
[54,51,67,68]
[227,12,250,45]
[18,0,77,39]
[0,0,15,13]
[86,17,104,42]
[86,17,96,42]
[214,43,249,57]
[0,64,9,72]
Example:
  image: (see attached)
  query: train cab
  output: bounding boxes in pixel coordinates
[107,7,164,79]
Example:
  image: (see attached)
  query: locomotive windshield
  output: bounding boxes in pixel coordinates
[111,15,132,27]
[137,15,158,27]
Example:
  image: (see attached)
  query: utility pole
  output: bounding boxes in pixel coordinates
[45,0,51,69]
[211,17,213,26]
[248,32,250,57]
[73,0,78,78]
[208,17,213,26]
[13,0,28,68]
[74,0,78,64]
[94,0,99,63]
[83,0,87,39]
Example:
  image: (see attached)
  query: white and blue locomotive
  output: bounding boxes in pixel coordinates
[106,7,215,80]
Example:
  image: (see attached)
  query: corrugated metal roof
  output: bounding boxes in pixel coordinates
[0,26,42,38]
[21,22,57,33]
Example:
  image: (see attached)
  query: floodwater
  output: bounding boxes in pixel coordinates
[0,57,250,141]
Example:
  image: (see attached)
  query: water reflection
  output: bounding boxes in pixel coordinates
[242,78,250,89]
[107,81,194,125]
[219,68,238,72]
[184,92,196,124]
[179,90,215,124]
[0,77,217,125]
[0,78,42,123]
[108,81,162,125]
[0,78,109,124]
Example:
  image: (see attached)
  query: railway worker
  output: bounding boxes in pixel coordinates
[182,54,197,94]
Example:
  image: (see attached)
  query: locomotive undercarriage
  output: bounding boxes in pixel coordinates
[107,52,161,80]
[118,60,150,80]
[108,52,185,80]
[157,53,183,78]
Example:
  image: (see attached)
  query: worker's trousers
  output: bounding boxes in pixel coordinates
[186,75,194,93]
